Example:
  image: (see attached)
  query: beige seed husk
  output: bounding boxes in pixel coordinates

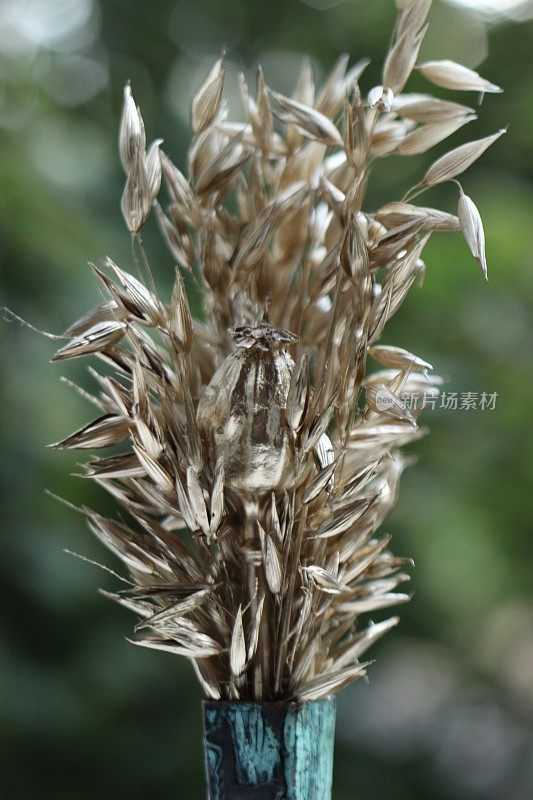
[230,606,247,677]
[396,114,475,156]
[191,57,225,135]
[417,59,502,94]
[423,129,506,185]
[119,83,145,174]
[458,186,488,279]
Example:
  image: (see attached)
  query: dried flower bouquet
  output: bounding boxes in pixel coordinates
[49,0,502,705]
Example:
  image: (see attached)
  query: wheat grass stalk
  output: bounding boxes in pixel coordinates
[50,0,502,702]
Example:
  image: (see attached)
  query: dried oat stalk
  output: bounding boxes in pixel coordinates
[51,0,502,701]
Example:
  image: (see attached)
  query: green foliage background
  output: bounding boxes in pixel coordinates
[1,1,532,797]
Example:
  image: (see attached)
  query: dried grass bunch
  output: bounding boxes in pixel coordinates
[51,0,502,701]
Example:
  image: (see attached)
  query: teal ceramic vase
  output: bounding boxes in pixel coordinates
[202,696,336,799]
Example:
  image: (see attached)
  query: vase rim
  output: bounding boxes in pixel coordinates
[202,696,336,708]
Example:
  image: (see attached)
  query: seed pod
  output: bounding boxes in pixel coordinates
[366,383,416,425]
[423,129,506,186]
[191,57,225,135]
[375,202,460,231]
[396,114,475,156]
[52,320,127,361]
[230,606,247,677]
[393,93,475,123]
[197,324,298,495]
[416,60,502,94]
[105,258,164,326]
[119,83,146,174]
[145,138,163,202]
[170,270,193,349]
[49,414,130,450]
[270,90,343,146]
[121,146,150,233]
[383,22,427,95]
[458,187,488,279]
[368,345,432,371]
[340,215,369,279]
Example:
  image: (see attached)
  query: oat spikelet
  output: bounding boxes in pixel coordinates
[51,0,502,701]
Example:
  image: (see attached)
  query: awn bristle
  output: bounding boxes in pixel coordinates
[50,0,502,701]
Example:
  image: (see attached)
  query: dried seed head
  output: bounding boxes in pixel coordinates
[50,0,503,703]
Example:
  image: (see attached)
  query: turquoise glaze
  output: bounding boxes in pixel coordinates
[202,697,336,799]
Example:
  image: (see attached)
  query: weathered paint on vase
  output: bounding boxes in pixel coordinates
[202,697,336,800]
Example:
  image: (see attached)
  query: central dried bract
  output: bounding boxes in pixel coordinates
[198,324,297,494]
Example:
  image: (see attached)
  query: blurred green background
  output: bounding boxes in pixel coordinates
[1,0,532,798]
